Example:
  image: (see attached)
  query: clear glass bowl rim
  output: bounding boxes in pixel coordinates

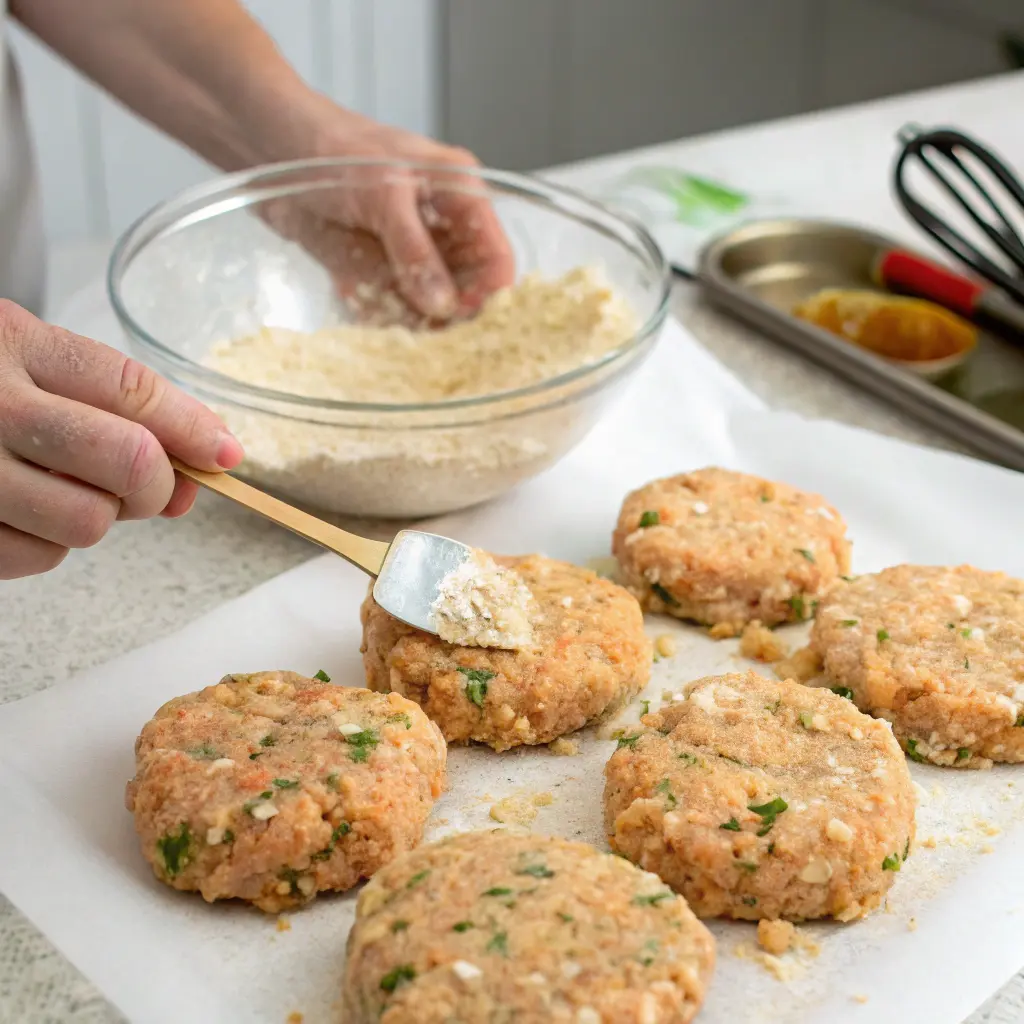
[106,156,671,416]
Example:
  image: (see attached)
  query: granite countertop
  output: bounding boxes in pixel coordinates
[0,278,1019,1023]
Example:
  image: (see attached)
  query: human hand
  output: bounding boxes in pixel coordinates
[0,301,244,579]
[259,106,517,322]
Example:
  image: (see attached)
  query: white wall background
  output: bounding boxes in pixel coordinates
[9,0,441,244]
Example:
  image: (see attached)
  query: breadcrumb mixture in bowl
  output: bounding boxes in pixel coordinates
[109,159,670,517]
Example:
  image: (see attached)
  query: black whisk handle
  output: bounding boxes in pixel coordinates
[893,124,1024,307]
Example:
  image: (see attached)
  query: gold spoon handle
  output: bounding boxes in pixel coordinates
[171,458,389,576]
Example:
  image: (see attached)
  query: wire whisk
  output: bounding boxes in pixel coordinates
[893,124,1024,307]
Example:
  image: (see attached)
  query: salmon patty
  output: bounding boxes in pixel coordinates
[126,670,446,912]
[342,830,715,1024]
[604,672,915,921]
[812,564,1024,767]
[361,554,651,751]
[613,468,851,630]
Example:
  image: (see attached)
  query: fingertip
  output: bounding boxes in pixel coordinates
[422,279,459,321]
[216,432,245,470]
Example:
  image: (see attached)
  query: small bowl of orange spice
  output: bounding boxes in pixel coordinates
[792,288,977,380]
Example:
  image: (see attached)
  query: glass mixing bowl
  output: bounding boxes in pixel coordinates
[108,159,670,519]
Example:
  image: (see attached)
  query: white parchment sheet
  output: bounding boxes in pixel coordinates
[2,321,1024,1024]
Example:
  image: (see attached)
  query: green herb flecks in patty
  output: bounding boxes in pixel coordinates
[346,728,379,763]
[156,823,193,877]
[311,822,351,861]
[459,667,495,708]
[278,866,304,895]
[651,583,679,607]
[516,862,555,879]
[188,743,221,760]
[638,938,660,966]
[380,964,416,994]
[654,779,677,808]
[748,796,788,836]
[905,739,926,763]
[632,890,673,906]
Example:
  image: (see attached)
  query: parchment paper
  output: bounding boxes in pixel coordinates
[2,321,1024,1024]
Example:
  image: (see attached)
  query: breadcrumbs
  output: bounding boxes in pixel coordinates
[548,737,580,756]
[276,916,291,933]
[775,645,823,683]
[489,792,554,825]
[757,919,795,955]
[739,621,790,663]
[709,622,741,640]
[793,931,821,958]
[655,634,677,658]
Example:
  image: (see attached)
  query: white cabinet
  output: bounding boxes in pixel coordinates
[444,0,1020,171]
[817,0,1009,108]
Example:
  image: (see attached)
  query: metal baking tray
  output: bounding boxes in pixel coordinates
[697,218,1024,470]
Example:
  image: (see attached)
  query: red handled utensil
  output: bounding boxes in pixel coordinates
[873,248,1024,337]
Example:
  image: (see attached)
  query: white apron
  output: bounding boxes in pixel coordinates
[0,1,45,316]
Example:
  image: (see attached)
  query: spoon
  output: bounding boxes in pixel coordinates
[171,459,471,635]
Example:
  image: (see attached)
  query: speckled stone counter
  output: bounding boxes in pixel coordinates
[1,282,1020,1023]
